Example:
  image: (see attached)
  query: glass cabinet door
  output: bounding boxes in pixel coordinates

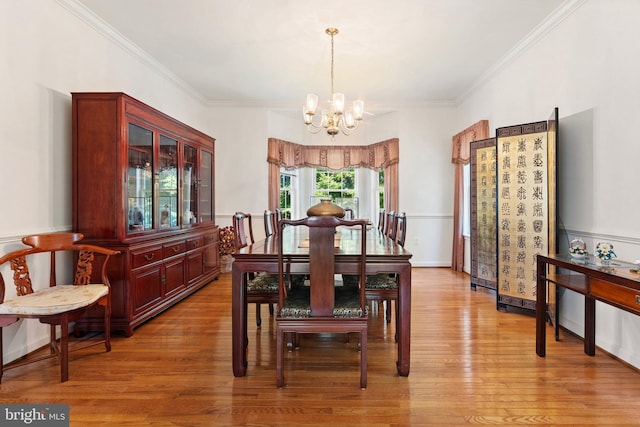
[182,144,199,225]
[158,135,178,228]
[127,123,154,233]
[199,150,213,222]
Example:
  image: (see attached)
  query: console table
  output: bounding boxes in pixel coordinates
[536,254,640,357]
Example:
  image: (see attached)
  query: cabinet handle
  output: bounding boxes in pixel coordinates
[172,245,180,253]
[144,253,155,261]
[192,241,200,248]
[636,295,640,305]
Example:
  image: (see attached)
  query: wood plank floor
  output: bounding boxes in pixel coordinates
[2,268,640,426]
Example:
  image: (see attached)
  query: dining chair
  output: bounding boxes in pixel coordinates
[264,210,277,237]
[343,211,406,338]
[395,211,407,247]
[232,212,255,250]
[344,208,354,219]
[377,209,385,232]
[366,212,406,334]
[234,211,276,327]
[0,232,119,382]
[276,216,368,389]
[384,210,396,237]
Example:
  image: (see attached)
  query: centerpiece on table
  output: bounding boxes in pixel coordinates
[594,242,616,266]
[568,238,588,260]
[219,226,236,273]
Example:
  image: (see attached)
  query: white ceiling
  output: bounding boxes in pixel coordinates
[74,0,573,109]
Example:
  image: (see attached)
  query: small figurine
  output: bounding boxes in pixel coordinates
[569,238,587,259]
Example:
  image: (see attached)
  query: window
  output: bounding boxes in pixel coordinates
[279,171,295,219]
[314,168,356,201]
[281,166,382,220]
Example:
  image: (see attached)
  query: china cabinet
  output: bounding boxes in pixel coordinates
[72,92,219,336]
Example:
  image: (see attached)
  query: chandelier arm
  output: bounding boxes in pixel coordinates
[339,122,358,136]
[306,124,323,134]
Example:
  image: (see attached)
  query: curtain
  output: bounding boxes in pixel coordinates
[267,138,399,213]
[451,120,489,272]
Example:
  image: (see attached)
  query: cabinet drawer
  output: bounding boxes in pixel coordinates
[131,247,163,269]
[204,232,217,245]
[163,241,186,259]
[186,236,204,251]
[590,278,640,313]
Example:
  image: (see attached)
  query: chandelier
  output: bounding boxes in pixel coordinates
[303,28,364,138]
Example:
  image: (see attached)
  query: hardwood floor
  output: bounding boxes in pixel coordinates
[2,268,640,426]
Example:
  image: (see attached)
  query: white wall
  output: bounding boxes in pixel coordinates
[457,0,640,368]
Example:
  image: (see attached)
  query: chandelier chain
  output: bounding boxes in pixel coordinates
[330,30,335,97]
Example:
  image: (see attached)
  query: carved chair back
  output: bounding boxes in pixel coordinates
[232,212,255,249]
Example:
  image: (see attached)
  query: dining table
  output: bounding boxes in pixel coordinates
[231,225,413,377]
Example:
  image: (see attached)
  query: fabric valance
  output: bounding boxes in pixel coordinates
[451,120,489,165]
[267,138,399,171]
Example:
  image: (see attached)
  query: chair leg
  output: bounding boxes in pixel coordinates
[360,329,367,389]
[268,304,274,316]
[394,299,399,343]
[256,304,262,327]
[0,327,3,384]
[276,327,284,388]
[50,324,57,354]
[385,300,392,324]
[60,314,69,382]
[104,298,111,352]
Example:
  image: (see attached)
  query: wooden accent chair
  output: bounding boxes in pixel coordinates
[276,216,369,389]
[0,232,119,382]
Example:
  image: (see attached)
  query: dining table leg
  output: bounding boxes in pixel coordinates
[396,263,411,376]
[232,263,247,376]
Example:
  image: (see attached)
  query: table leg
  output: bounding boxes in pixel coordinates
[396,263,411,376]
[232,263,247,376]
[536,257,546,357]
[584,296,596,356]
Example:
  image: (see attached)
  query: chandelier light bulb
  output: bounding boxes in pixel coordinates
[353,100,365,121]
[305,94,318,115]
[332,93,345,115]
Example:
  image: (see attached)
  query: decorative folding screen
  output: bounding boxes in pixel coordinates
[470,137,497,290]
[496,109,557,311]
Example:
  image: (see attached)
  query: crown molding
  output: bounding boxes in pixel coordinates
[455,0,587,105]
[56,0,207,104]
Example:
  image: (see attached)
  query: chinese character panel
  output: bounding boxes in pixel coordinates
[497,131,548,305]
[471,141,497,289]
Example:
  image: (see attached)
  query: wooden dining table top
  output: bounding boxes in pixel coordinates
[234,226,412,261]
